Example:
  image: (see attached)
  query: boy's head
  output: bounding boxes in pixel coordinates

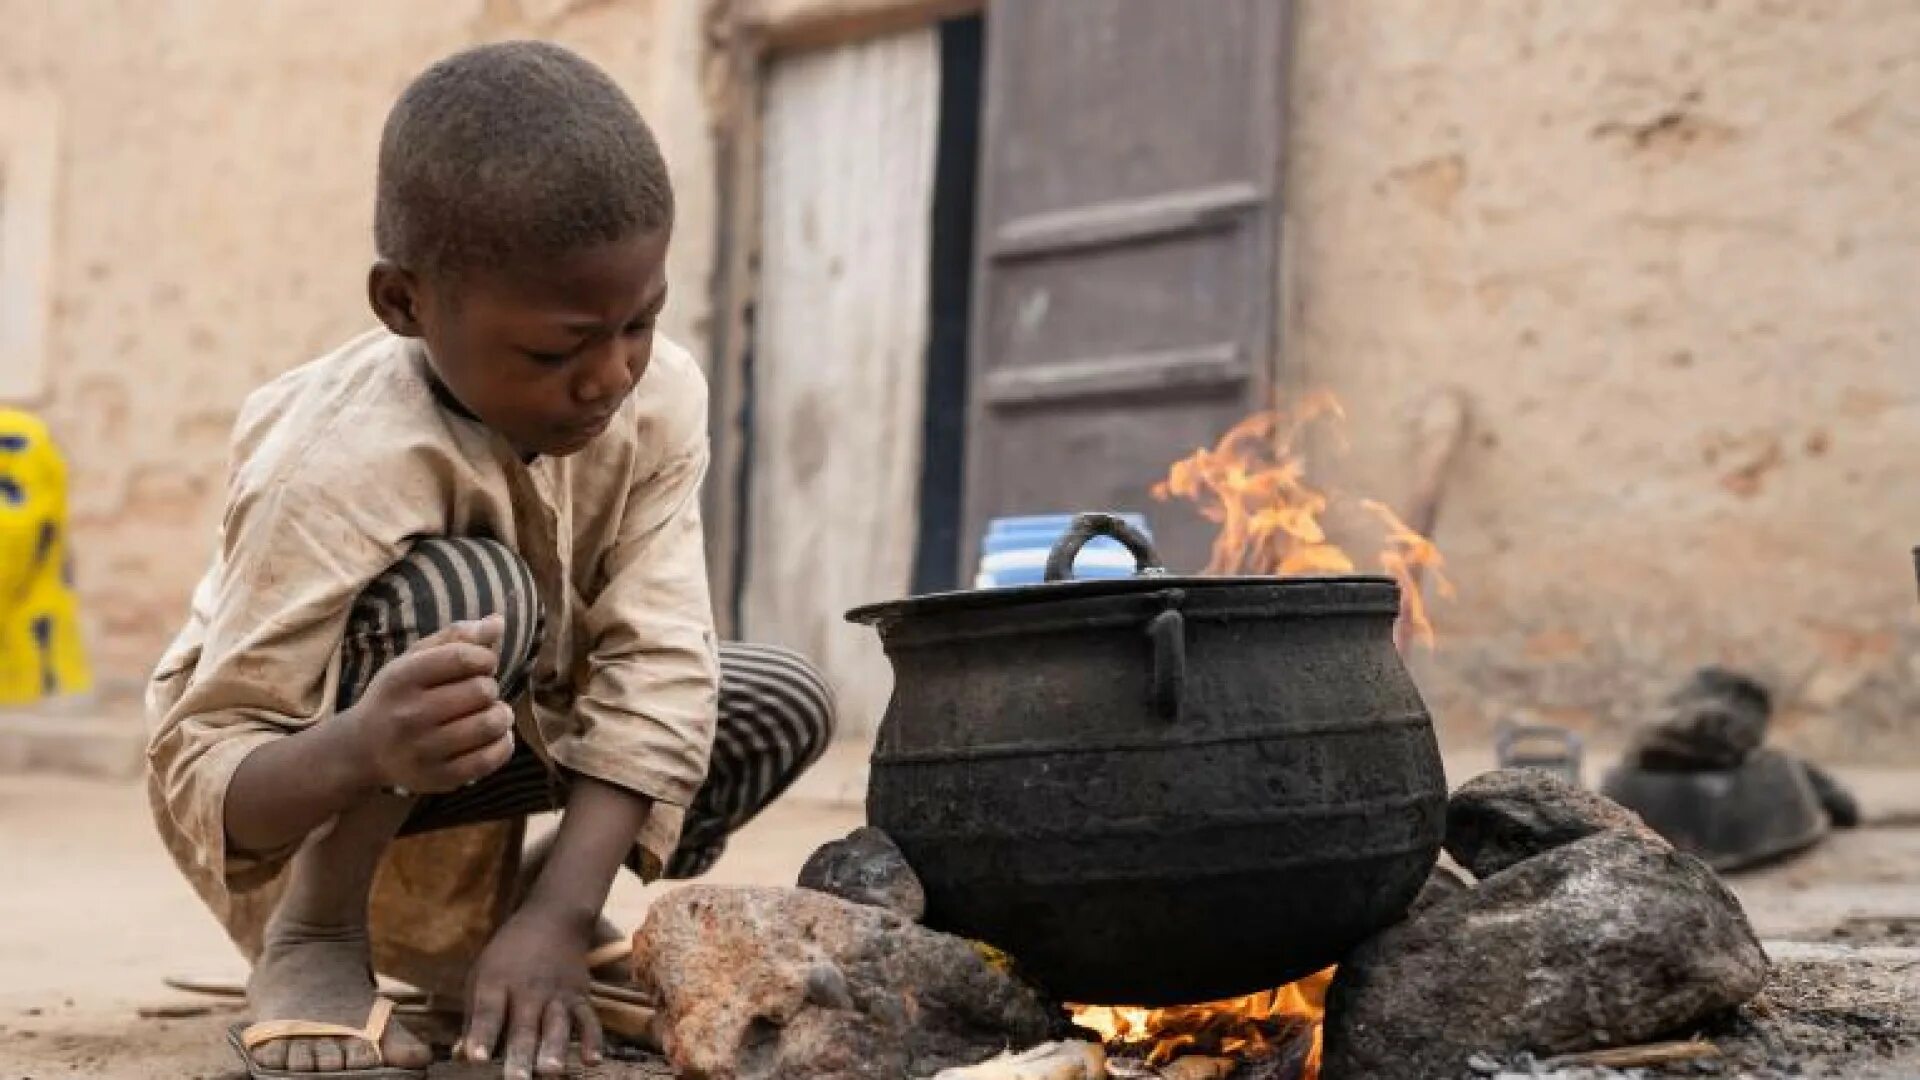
[368,41,673,458]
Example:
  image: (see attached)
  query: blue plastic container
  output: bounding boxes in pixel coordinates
[975,513,1154,589]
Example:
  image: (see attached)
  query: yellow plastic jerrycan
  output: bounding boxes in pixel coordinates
[0,408,91,705]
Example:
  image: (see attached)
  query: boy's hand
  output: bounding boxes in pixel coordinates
[459,907,604,1078]
[350,613,517,795]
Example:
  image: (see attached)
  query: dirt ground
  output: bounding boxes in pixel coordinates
[1,745,1916,1079]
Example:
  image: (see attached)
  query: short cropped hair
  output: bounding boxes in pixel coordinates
[374,41,673,278]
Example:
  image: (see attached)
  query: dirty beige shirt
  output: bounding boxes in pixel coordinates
[146,328,719,963]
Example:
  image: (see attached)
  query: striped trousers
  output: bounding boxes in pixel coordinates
[336,536,835,879]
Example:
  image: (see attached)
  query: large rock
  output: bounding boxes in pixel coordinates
[1629,667,1772,771]
[1405,862,1474,919]
[1321,829,1769,1080]
[1446,768,1662,879]
[798,826,928,920]
[635,885,1057,1080]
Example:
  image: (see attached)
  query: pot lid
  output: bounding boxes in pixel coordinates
[845,512,1399,625]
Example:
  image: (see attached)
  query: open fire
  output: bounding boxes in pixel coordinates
[1152,392,1453,648]
[1072,968,1332,1077]
[1067,397,1450,1078]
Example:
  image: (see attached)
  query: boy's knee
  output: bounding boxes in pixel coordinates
[341,536,543,703]
[790,654,837,749]
[734,642,838,753]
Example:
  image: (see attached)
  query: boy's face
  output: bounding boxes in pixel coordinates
[370,227,671,458]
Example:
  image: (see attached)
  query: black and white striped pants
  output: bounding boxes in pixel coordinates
[336,536,835,879]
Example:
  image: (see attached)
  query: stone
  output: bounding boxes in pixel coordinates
[634,885,1057,1080]
[1798,759,1861,828]
[1446,768,1663,879]
[1407,862,1473,916]
[1321,829,1769,1080]
[798,825,928,920]
[1629,667,1772,771]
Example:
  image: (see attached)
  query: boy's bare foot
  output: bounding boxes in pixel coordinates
[245,917,433,1074]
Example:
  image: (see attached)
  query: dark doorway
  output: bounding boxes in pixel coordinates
[909,13,984,596]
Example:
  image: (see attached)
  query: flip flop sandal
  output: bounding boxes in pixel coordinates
[227,997,425,1080]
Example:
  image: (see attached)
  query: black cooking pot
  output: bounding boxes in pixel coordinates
[848,513,1446,1005]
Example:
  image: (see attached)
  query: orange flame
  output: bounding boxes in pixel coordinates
[1153,395,1451,648]
[1072,968,1332,1077]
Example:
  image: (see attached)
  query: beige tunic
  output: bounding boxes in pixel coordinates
[145,328,719,977]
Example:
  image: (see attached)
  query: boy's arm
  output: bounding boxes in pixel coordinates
[462,376,719,1075]
[537,384,720,847]
[150,462,450,877]
[224,615,514,854]
[459,775,647,1072]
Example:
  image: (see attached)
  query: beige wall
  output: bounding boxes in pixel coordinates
[1283,0,1920,761]
[0,0,715,683]
[10,0,1920,765]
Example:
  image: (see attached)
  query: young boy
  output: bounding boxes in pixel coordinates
[146,42,834,1079]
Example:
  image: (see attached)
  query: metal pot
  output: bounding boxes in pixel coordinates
[1601,750,1830,871]
[848,513,1446,1005]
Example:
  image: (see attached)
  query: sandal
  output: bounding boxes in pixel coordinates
[226,997,425,1079]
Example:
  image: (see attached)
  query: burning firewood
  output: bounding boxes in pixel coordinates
[1071,968,1330,1079]
[1154,1056,1233,1080]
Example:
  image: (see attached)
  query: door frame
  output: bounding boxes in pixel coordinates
[703,0,982,635]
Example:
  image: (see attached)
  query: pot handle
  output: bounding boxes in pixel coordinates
[1148,606,1187,723]
[1044,513,1168,583]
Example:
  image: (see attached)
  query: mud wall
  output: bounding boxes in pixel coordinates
[1282,0,1920,761]
[0,0,717,684]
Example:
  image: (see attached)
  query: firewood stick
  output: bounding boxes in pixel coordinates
[1402,385,1472,556]
[1385,386,1471,651]
[162,974,431,1005]
[590,995,659,1046]
[1542,1039,1720,1068]
[587,980,654,1007]
[137,1003,226,1019]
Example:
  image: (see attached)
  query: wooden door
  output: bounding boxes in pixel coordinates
[961,0,1291,576]
[740,30,942,734]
